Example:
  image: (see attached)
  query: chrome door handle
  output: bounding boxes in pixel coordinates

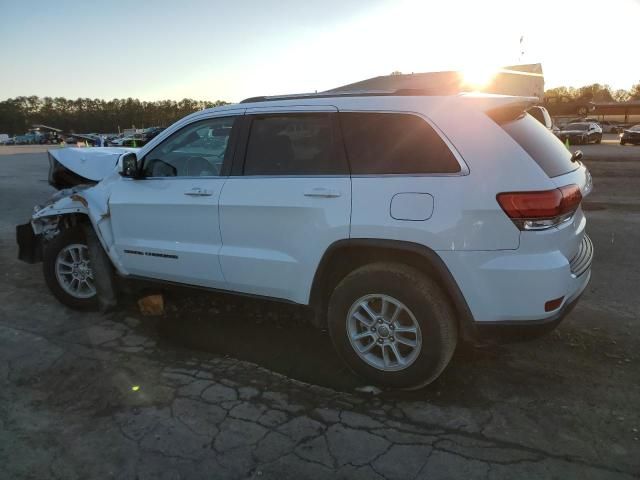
[304,187,341,198]
[184,187,213,197]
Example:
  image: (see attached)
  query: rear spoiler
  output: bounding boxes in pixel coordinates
[458,93,539,122]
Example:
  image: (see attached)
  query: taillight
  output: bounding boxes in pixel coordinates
[496,184,582,230]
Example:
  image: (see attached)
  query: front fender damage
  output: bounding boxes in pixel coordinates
[30,179,127,310]
[32,181,126,274]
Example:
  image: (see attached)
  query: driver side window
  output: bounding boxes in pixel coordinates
[143,116,237,177]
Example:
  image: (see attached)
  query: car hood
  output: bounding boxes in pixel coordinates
[48,146,139,181]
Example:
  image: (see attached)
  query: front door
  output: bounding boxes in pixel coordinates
[109,114,240,288]
[219,107,351,304]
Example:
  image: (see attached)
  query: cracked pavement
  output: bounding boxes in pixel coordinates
[1,147,639,479]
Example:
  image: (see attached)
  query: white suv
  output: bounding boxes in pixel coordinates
[17,91,593,389]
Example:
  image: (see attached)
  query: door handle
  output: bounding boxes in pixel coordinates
[304,187,341,198]
[184,187,213,197]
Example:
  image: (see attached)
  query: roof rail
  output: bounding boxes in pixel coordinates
[239,88,456,104]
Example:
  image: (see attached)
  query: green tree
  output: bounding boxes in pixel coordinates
[613,89,631,102]
[576,83,613,102]
[0,96,228,135]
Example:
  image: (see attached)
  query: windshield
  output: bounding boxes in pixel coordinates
[565,123,589,131]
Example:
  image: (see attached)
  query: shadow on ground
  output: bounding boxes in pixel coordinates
[122,285,516,404]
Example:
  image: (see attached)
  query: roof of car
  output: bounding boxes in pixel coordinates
[239,89,455,104]
[189,92,540,121]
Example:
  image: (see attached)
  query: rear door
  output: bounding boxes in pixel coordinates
[340,111,483,249]
[109,113,241,288]
[218,106,351,304]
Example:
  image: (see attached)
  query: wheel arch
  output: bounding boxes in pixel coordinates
[32,193,126,276]
[309,239,478,341]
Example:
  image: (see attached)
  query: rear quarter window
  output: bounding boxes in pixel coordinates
[496,112,577,178]
[339,112,461,175]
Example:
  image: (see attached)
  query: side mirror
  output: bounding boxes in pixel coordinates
[571,150,583,163]
[120,152,139,178]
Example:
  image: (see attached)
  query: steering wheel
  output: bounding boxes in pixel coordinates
[185,156,217,176]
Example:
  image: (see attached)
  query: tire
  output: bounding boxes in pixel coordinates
[620,140,626,145]
[596,135,601,144]
[43,227,98,310]
[327,262,458,389]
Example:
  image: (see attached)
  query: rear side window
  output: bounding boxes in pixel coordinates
[339,112,461,174]
[496,112,577,178]
[243,113,347,175]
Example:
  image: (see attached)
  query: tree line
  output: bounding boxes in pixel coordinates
[1,83,639,135]
[544,82,640,103]
[0,97,228,135]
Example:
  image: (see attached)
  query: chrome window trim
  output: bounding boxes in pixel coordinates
[140,175,226,180]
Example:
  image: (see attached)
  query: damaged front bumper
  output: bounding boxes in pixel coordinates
[16,222,42,264]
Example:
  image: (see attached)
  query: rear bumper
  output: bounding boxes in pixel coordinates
[439,234,593,332]
[474,286,585,343]
[16,222,42,264]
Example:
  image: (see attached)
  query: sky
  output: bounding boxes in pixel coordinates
[1,0,638,102]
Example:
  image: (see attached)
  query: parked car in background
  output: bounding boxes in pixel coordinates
[599,120,622,134]
[544,95,595,117]
[107,135,128,146]
[619,124,640,145]
[556,122,602,144]
[14,133,38,145]
[17,91,593,388]
[121,127,165,147]
[121,133,145,147]
[1,136,15,145]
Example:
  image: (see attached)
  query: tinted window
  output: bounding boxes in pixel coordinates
[498,113,577,178]
[243,114,346,175]
[143,116,236,177]
[339,113,460,174]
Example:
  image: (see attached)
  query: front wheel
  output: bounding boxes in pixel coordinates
[327,263,458,389]
[43,227,98,310]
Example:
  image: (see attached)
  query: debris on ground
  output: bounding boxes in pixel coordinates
[355,385,383,395]
[137,294,164,316]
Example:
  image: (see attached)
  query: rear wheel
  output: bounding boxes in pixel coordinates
[43,227,98,310]
[327,263,457,389]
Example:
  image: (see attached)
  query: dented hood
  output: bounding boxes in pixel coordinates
[49,147,139,182]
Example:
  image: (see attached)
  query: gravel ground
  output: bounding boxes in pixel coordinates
[0,144,638,479]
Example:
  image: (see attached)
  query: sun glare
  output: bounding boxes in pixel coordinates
[461,67,499,91]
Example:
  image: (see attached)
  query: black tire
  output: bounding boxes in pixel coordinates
[620,140,626,145]
[43,227,98,310]
[327,262,458,389]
